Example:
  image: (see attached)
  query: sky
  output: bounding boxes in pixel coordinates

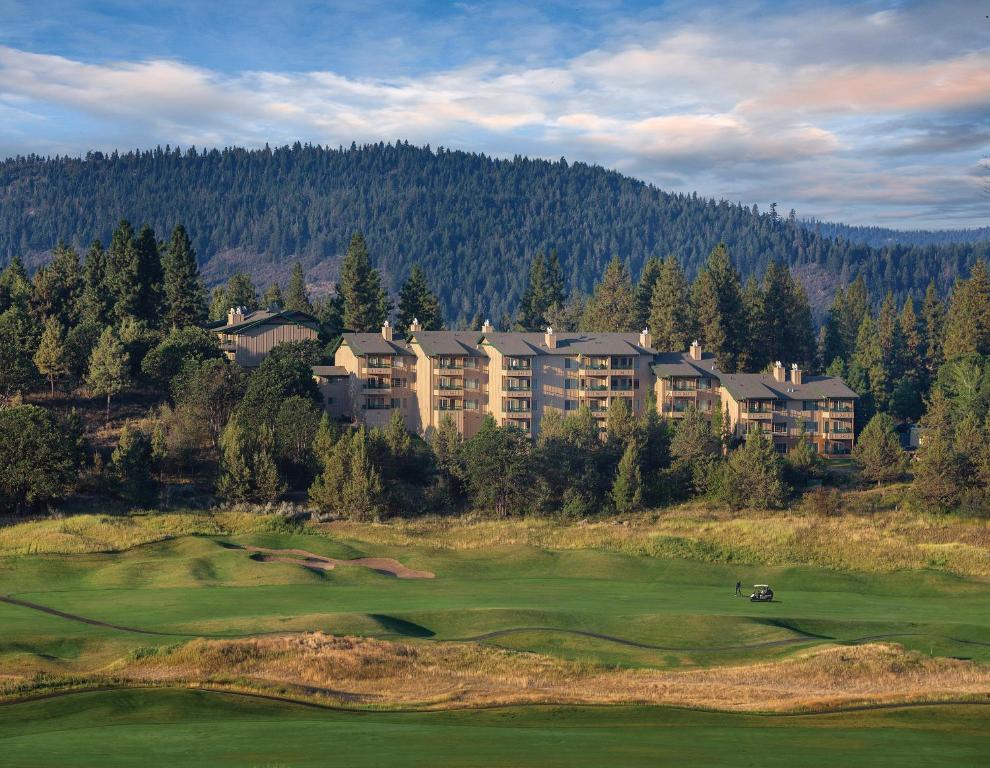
[0,0,988,229]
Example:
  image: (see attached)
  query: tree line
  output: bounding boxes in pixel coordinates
[2,142,987,327]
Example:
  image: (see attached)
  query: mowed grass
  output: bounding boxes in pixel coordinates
[2,531,989,673]
[0,689,988,768]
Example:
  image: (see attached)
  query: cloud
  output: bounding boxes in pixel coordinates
[0,0,988,228]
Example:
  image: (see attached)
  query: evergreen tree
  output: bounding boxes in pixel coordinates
[80,241,113,326]
[612,439,644,514]
[920,281,946,375]
[339,232,392,332]
[397,265,443,336]
[691,244,745,372]
[134,224,164,325]
[838,276,871,359]
[943,260,990,360]
[30,242,82,327]
[285,262,315,314]
[252,426,286,502]
[34,316,68,396]
[740,275,766,372]
[670,406,721,495]
[86,327,131,419]
[162,224,207,328]
[210,273,259,321]
[605,396,637,447]
[852,316,890,413]
[912,390,963,512]
[517,252,567,331]
[648,255,693,352]
[0,305,40,397]
[262,282,284,308]
[634,256,663,330]
[0,405,78,513]
[0,255,31,313]
[110,423,155,506]
[719,430,787,510]
[461,415,532,516]
[852,413,907,486]
[106,219,142,321]
[582,256,637,332]
[217,415,253,502]
[430,413,464,503]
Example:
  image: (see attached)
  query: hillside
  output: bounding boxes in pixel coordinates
[2,142,987,323]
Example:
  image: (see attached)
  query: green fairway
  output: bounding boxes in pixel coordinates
[0,689,988,767]
[1,531,989,673]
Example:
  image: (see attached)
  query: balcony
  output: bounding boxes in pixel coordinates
[742,410,773,419]
[364,382,391,391]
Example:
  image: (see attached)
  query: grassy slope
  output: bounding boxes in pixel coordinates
[0,689,988,768]
[2,532,989,676]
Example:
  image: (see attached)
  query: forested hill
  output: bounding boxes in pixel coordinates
[805,220,990,249]
[2,142,987,324]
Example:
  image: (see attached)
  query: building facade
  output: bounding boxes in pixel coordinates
[211,306,321,367]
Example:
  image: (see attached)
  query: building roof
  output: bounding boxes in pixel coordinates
[651,351,721,378]
[718,372,859,402]
[481,332,656,356]
[209,308,321,335]
[311,365,348,378]
[339,333,413,356]
[410,330,485,357]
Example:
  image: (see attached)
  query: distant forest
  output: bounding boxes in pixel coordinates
[2,142,987,325]
[805,220,990,248]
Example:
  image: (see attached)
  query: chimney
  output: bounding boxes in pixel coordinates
[409,317,422,334]
[772,361,786,383]
[791,363,803,385]
[482,319,493,334]
[639,327,652,349]
[227,306,246,326]
[545,326,556,349]
[689,340,702,361]
[381,320,393,341]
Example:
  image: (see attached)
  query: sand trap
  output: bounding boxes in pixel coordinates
[242,546,434,579]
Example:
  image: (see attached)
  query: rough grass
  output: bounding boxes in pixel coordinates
[2,489,988,575]
[3,634,988,713]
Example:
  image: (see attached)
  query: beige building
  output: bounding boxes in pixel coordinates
[211,306,320,367]
[332,324,857,455]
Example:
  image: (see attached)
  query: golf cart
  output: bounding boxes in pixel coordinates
[750,584,774,602]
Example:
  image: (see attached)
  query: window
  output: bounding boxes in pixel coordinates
[392,378,404,388]
[390,398,400,409]
[565,399,577,411]
[772,422,788,434]
[465,378,478,390]
[464,399,478,410]
[774,443,788,454]
[804,421,817,433]
[564,357,576,369]
[565,378,578,390]
[802,400,819,412]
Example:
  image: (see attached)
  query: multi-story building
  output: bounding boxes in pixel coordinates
[719,361,857,456]
[334,322,418,430]
[210,306,320,367]
[330,324,858,455]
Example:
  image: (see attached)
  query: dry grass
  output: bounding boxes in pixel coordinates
[4,634,987,713]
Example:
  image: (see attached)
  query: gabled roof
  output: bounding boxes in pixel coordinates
[651,351,721,378]
[311,365,348,378]
[209,308,321,335]
[719,372,859,402]
[410,330,485,357]
[339,333,413,356]
[481,332,656,356]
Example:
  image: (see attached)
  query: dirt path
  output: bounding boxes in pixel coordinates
[239,545,435,579]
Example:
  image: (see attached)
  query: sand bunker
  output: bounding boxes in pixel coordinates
[243,546,434,579]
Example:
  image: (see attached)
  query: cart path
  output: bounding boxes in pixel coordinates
[236,545,435,579]
[5,593,988,652]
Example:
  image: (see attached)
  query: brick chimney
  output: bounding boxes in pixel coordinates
[791,363,803,385]
[409,317,422,334]
[689,340,702,361]
[545,326,556,349]
[772,360,786,383]
[227,306,246,326]
[382,320,393,341]
[639,327,652,349]
[482,319,493,334]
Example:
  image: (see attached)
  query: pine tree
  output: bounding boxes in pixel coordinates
[162,224,207,328]
[920,281,945,375]
[285,262,315,314]
[740,276,767,372]
[852,315,890,413]
[34,316,68,396]
[30,242,83,327]
[217,415,253,503]
[691,244,745,372]
[134,224,164,326]
[839,276,871,358]
[612,440,644,514]
[852,413,907,486]
[720,430,787,510]
[339,232,392,332]
[943,260,990,360]
[605,396,636,447]
[912,390,963,512]
[899,295,922,383]
[106,219,142,321]
[262,282,285,308]
[86,327,131,419]
[397,265,443,336]
[634,256,662,330]
[80,241,113,326]
[0,255,31,313]
[648,255,693,352]
[582,256,637,332]
[344,428,385,521]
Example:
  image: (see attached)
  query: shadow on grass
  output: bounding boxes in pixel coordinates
[367,614,435,638]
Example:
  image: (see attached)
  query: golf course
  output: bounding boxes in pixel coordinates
[1,511,989,765]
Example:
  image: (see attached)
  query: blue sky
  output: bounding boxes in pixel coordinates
[1,0,988,228]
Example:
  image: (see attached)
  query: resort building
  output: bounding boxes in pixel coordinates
[211,305,320,367]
